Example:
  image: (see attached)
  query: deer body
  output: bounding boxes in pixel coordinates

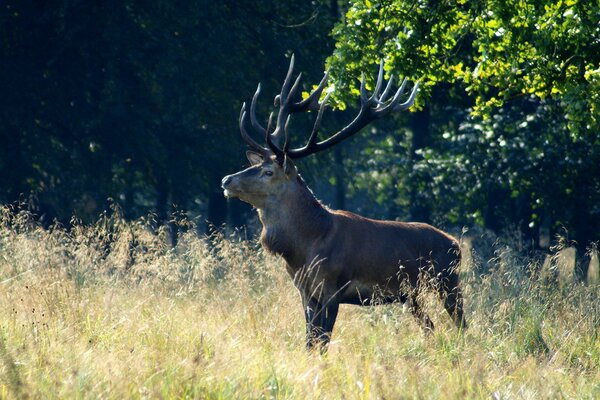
[222,56,466,350]
[260,178,459,300]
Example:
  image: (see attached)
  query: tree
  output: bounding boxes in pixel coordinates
[327,0,600,259]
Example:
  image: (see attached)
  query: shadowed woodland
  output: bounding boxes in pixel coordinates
[1,1,599,265]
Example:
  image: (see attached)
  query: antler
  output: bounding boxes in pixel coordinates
[239,57,419,161]
[285,60,419,159]
[239,103,269,157]
[239,55,329,161]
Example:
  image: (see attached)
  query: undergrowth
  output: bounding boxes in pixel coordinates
[0,207,599,399]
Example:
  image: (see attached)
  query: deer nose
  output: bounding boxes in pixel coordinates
[221,175,232,189]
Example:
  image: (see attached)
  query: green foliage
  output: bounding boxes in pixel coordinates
[327,0,471,106]
[329,0,599,132]
[328,0,600,245]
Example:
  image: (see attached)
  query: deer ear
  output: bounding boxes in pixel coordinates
[246,151,263,166]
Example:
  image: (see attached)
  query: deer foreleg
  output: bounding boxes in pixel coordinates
[303,297,339,352]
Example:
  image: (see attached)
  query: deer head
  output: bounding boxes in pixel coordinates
[222,55,419,209]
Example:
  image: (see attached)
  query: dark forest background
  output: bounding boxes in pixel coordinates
[1,1,599,259]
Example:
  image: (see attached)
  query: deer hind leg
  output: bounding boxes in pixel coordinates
[439,273,467,329]
[408,291,434,333]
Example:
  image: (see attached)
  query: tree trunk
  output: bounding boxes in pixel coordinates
[409,108,431,223]
[572,172,597,281]
[516,193,540,251]
[573,201,593,281]
[483,186,504,233]
[330,0,339,17]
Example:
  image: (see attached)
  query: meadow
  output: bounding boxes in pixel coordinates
[0,207,599,399]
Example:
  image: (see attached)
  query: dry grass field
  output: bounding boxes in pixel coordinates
[0,207,599,399]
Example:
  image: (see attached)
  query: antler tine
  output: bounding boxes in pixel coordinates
[283,115,291,152]
[288,73,303,104]
[239,103,269,155]
[305,91,331,150]
[280,54,296,105]
[250,83,267,136]
[393,80,420,111]
[359,72,369,106]
[377,74,395,104]
[273,58,329,148]
[270,56,301,148]
[377,76,409,114]
[265,112,285,159]
[265,111,273,137]
[293,71,329,112]
[273,74,301,147]
[369,60,385,101]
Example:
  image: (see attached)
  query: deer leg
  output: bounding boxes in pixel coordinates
[439,273,467,329]
[408,293,434,333]
[443,286,467,329]
[304,297,339,352]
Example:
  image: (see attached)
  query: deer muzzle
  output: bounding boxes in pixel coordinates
[221,175,234,198]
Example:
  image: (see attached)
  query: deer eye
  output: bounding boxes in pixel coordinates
[264,170,273,177]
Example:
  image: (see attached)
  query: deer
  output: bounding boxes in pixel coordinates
[221,56,466,351]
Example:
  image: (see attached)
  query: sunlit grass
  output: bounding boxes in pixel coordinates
[0,207,599,398]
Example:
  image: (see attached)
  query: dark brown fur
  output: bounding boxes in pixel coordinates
[222,154,466,350]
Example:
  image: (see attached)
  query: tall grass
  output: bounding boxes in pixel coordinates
[0,206,598,399]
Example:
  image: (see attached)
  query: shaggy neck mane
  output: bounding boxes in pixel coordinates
[258,175,332,267]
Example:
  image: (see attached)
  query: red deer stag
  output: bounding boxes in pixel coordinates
[221,56,466,351]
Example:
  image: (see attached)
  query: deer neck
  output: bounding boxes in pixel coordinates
[257,176,332,266]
